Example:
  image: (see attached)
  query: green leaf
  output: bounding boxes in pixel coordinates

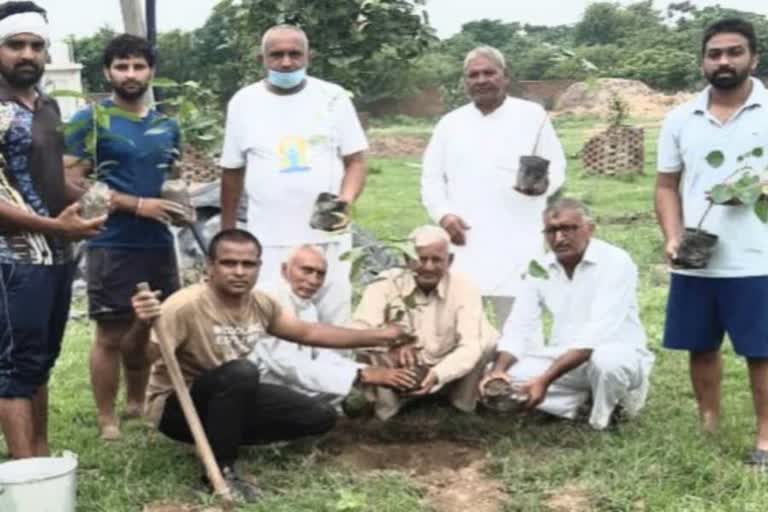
[705,150,725,168]
[709,184,736,204]
[527,259,549,279]
[755,198,768,223]
[753,147,765,158]
[151,78,179,88]
[49,89,85,99]
[736,183,761,205]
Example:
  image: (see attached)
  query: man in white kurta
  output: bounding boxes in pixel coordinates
[421,46,566,326]
[251,245,421,409]
[479,199,654,430]
[220,25,368,325]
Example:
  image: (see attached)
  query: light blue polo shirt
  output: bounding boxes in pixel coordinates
[657,77,768,277]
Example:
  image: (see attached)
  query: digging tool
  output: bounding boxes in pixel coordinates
[135,282,233,503]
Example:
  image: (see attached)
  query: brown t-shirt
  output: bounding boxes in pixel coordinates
[145,283,281,424]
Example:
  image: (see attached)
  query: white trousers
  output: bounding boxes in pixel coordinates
[259,234,352,324]
[508,344,654,430]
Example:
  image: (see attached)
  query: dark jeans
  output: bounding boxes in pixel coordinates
[158,359,336,468]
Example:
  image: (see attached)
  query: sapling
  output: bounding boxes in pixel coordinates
[342,238,425,390]
[54,90,141,219]
[674,146,768,269]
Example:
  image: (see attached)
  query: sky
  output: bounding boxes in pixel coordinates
[34,0,768,43]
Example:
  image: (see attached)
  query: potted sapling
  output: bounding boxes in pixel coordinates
[341,238,425,391]
[481,260,549,411]
[674,146,768,269]
[56,90,141,219]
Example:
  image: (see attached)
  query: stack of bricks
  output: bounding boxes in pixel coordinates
[582,126,645,176]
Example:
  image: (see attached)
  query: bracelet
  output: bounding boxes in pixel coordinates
[135,197,144,215]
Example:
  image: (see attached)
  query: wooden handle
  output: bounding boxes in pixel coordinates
[136,282,233,502]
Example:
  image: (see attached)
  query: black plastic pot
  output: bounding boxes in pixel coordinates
[673,228,718,269]
[515,155,550,196]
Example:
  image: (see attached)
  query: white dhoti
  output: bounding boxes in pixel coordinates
[508,344,654,430]
[259,234,352,325]
[251,342,362,409]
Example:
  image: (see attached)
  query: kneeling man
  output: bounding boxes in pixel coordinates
[251,244,419,408]
[480,198,654,429]
[125,229,408,501]
[352,225,498,420]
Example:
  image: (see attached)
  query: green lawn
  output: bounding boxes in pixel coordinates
[43,116,768,511]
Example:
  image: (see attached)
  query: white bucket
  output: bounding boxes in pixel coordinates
[0,452,77,512]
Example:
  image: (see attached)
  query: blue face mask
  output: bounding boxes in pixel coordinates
[267,68,306,89]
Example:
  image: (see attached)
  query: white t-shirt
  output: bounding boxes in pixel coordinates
[220,77,368,245]
[657,77,768,277]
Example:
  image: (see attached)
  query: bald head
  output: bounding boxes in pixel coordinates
[409,225,451,252]
[261,24,309,55]
[281,244,327,299]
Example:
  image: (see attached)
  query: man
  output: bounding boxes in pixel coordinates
[65,34,185,440]
[251,244,419,409]
[655,18,768,468]
[128,228,408,501]
[480,198,653,430]
[421,46,566,327]
[351,225,498,421]
[0,1,105,459]
[220,24,367,326]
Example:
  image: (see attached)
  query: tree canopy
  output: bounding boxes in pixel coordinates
[68,1,768,107]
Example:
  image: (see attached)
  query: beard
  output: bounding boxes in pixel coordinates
[706,66,751,90]
[112,81,149,101]
[1,62,44,88]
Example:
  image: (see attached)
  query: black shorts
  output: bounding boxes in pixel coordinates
[86,247,179,321]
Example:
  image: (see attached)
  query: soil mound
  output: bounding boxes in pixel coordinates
[555,78,694,120]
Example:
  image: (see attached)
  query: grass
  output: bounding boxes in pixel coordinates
[39,115,768,511]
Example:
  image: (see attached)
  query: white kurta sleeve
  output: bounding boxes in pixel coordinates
[570,254,640,350]
[497,277,544,360]
[534,114,567,195]
[219,94,245,169]
[421,121,453,223]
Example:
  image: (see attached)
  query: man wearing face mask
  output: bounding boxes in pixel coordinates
[220,24,368,326]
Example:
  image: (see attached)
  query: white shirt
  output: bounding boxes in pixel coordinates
[657,77,768,277]
[251,281,362,397]
[497,238,647,360]
[220,77,368,246]
[421,97,567,296]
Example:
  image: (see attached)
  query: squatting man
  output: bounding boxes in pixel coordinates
[480,198,654,429]
[127,229,412,501]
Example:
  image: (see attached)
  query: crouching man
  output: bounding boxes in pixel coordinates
[124,229,409,501]
[351,225,498,420]
[251,244,420,410]
[480,198,654,429]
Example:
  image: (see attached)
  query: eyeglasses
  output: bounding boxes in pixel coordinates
[542,224,583,236]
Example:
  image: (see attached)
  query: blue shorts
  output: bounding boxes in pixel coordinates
[0,263,75,398]
[663,274,768,358]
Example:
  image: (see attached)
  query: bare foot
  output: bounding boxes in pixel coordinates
[700,410,719,434]
[123,403,144,420]
[98,417,121,441]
